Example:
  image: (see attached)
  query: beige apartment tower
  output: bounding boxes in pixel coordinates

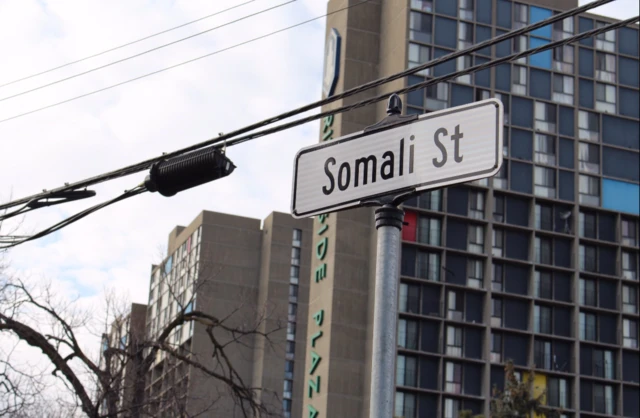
[142,210,312,417]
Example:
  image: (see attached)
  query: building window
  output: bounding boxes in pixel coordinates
[553,16,574,40]
[492,229,504,258]
[578,142,600,174]
[580,311,597,341]
[459,0,473,20]
[622,285,638,314]
[408,43,431,76]
[534,101,557,133]
[535,237,553,265]
[283,379,293,399]
[595,52,616,83]
[579,211,597,239]
[444,398,460,418]
[467,259,484,288]
[395,391,417,418]
[286,322,296,341]
[547,377,569,408]
[417,251,440,281]
[456,55,472,84]
[579,278,597,306]
[534,305,552,334]
[512,65,527,95]
[552,74,574,104]
[513,3,528,29]
[534,166,556,198]
[288,303,297,321]
[494,161,508,189]
[491,298,503,327]
[593,384,615,415]
[418,216,441,246]
[445,362,462,394]
[418,189,442,211]
[409,11,432,43]
[490,333,502,363]
[534,134,556,166]
[446,325,463,357]
[458,21,473,49]
[426,83,448,110]
[534,339,552,370]
[534,271,553,299]
[291,247,300,266]
[399,283,420,313]
[468,225,484,254]
[622,251,638,280]
[396,355,418,387]
[289,284,298,303]
[469,190,485,219]
[493,194,505,223]
[292,229,302,247]
[579,175,600,206]
[623,319,638,348]
[495,92,510,124]
[492,263,504,291]
[398,318,419,349]
[595,82,616,113]
[283,399,292,416]
[411,0,433,12]
[578,110,599,141]
[595,21,615,52]
[535,204,553,231]
[447,290,463,321]
[553,44,574,73]
[513,35,527,64]
[621,219,638,247]
[290,266,300,285]
[579,245,597,272]
[592,349,616,379]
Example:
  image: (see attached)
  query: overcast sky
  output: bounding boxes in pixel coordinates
[0,0,638,395]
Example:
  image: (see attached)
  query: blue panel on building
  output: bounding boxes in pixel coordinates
[602,178,640,215]
[619,27,639,57]
[511,97,533,128]
[476,25,492,56]
[603,115,640,150]
[451,84,473,107]
[435,0,456,17]
[529,37,552,69]
[529,6,553,38]
[559,106,574,137]
[434,17,458,49]
[496,0,512,29]
[579,78,594,109]
[530,69,551,99]
[619,88,640,119]
[476,0,492,24]
[579,48,594,77]
[603,147,640,182]
[475,57,491,87]
[496,64,511,92]
[579,17,594,46]
[433,48,456,76]
[619,57,639,87]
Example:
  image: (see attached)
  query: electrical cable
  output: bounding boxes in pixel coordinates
[0,186,145,249]
[0,0,257,90]
[1,17,636,248]
[0,0,628,213]
[0,0,369,125]
[0,0,295,103]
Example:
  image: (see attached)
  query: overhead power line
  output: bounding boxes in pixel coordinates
[0,0,295,103]
[2,17,635,249]
[1,18,635,249]
[0,0,368,125]
[0,0,257,90]
[0,0,625,213]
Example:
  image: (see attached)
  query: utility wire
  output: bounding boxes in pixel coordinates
[0,0,367,125]
[1,17,635,248]
[0,0,295,103]
[0,0,624,212]
[0,0,257,89]
[0,186,145,249]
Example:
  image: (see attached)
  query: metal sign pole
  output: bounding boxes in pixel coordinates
[370,204,404,418]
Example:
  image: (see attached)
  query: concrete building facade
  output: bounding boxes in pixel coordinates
[142,210,312,417]
[303,1,639,417]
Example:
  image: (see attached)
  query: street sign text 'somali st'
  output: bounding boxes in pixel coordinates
[291,98,504,218]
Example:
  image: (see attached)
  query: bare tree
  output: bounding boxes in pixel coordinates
[0,251,285,418]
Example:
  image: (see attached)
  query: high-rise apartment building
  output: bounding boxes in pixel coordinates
[142,210,312,417]
[98,303,148,416]
[304,1,639,417]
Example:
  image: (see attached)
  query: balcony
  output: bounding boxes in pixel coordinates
[445,382,462,394]
[552,92,573,105]
[448,310,463,321]
[623,270,637,281]
[579,129,599,142]
[596,70,616,83]
[492,247,503,257]
[579,194,600,207]
[468,243,484,254]
[491,317,502,327]
[446,346,462,357]
[535,186,556,199]
[535,121,557,133]
[595,101,615,113]
[490,352,502,363]
[535,153,556,166]
[494,178,507,190]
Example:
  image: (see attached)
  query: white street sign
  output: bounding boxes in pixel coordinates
[291,99,504,218]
